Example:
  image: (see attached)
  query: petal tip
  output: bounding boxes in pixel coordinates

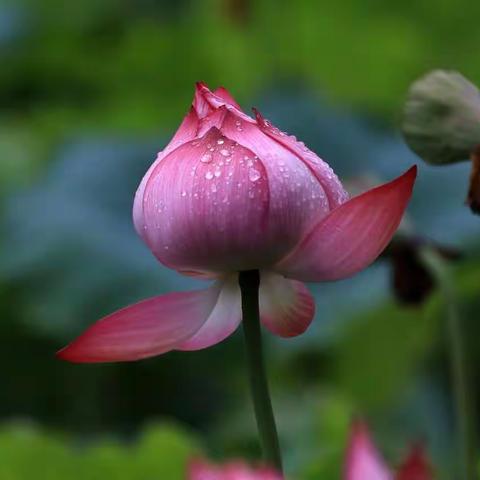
[195,80,209,90]
[385,165,417,195]
[55,346,69,361]
[404,164,418,183]
[55,343,85,364]
[55,338,103,364]
[252,107,263,123]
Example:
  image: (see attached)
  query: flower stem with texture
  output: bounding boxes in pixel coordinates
[420,247,476,480]
[239,270,283,473]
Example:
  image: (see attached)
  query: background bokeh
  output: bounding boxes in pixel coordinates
[1,0,480,478]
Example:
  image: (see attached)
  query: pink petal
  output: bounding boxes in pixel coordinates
[188,459,222,480]
[193,82,215,119]
[253,108,348,210]
[220,110,333,244]
[259,274,315,338]
[396,445,432,480]
[197,105,228,137]
[195,82,254,122]
[133,107,199,239]
[276,167,417,282]
[345,422,393,480]
[213,86,243,110]
[188,459,283,480]
[177,277,242,350]
[57,284,222,363]
[141,127,289,273]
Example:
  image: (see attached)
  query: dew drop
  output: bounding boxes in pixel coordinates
[205,171,214,180]
[249,168,261,182]
[181,191,187,197]
[220,149,230,157]
[214,170,222,178]
[217,138,225,145]
[201,153,212,163]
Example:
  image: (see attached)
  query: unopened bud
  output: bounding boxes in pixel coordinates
[402,70,480,165]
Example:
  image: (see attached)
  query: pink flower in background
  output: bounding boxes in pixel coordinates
[188,459,282,480]
[345,421,433,480]
[58,82,416,363]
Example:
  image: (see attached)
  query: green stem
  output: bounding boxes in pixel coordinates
[420,247,476,480]
[239,270,283,473]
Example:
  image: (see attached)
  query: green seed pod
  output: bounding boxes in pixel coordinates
[402,70,480,165]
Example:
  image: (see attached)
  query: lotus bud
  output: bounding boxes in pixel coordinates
[402,70,480,213]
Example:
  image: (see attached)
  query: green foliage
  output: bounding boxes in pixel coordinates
[0,422,200,480]
[2,0,480,185]
[335,297,439,407]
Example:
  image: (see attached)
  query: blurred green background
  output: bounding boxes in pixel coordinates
[1,0,480,478]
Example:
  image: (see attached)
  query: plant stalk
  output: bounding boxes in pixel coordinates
[420,247,476,480]
[239,270,283,473]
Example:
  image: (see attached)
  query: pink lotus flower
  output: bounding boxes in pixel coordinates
[58,82,416,363]
[188,459,283,480]
[345,421,433,480]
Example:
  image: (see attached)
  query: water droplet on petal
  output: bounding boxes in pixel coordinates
[249,168,261,182]
[217,138,225,145]
[220,149,230,157]
[214,170,222,178]
[181,191,187,197]
[201,153,212,163]
[205,171,214,180]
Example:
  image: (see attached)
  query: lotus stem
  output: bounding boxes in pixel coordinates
[420,247,476,480]
[239,270,283,473]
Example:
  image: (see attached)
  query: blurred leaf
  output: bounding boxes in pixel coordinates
[335,299,439,407]
[0,421,200,480]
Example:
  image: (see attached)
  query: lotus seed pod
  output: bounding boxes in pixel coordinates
[402,70,480,165]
